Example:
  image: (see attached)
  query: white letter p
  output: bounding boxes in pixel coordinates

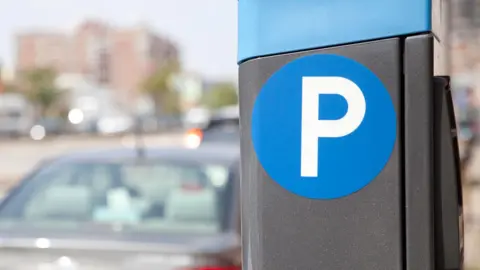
[301,77,366,177]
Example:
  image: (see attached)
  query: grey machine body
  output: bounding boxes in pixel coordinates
[239,34,462,270]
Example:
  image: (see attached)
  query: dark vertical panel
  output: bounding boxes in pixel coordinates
[404,34,435,270]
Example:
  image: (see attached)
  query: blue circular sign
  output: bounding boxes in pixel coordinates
[251,54,396,199]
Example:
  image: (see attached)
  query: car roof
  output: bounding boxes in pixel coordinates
[49,144,240,166]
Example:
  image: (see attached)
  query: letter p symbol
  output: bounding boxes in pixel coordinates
[301,77,366,177]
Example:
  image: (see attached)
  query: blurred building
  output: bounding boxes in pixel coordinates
[0,61,3,93]
[16,20,179,102]
[108,25,178,102]
[16,32,73,73]
[450,0,480,90]
[0,62,16,94]
[452,0,480,31]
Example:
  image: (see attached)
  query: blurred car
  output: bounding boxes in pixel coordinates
[137,115,183,134]
[157,115,183,131]
[0,93,35,138]
[29,117,67,141]
[183,107,211,129]
[137,115,159,133]
[96,114,135,136]
[185,106,239,148]
[0,145,241,269]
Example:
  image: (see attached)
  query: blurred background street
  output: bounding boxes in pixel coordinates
[0,1,239,190]
[0,0,478,269]
[0,2,244,269]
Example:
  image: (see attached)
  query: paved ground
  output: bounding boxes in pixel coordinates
[0,133,185,188]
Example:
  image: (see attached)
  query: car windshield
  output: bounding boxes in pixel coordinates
[0,160,232,235]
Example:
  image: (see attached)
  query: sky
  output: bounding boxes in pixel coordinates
[0,0,238,81]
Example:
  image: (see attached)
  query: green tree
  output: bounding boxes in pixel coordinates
[20,68,63,118]
[202,82,238,109]
[141,60,181,115]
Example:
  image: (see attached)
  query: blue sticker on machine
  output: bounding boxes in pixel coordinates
[251,54,396,199]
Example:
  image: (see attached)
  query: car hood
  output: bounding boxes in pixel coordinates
[0,229,240,269]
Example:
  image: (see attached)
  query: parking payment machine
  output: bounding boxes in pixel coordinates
[238,0,463,269]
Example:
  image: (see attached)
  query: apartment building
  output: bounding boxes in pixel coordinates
[16,20,178,101]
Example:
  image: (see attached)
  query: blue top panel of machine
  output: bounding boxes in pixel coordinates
[238,0,432,63]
